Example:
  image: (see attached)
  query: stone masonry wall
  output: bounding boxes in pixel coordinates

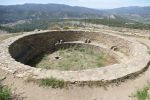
[9,31,132,64]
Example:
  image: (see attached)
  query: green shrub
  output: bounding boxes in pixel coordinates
[135,86,149,100]
[133,82,150,100]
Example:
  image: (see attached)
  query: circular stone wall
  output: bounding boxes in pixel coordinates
[25,42,118,71]
[0,30,149,82]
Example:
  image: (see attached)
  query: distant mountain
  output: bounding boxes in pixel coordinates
[110,6,150,14]
[109,6,150,23]
[0,3,106,24]
[0,4,150,24]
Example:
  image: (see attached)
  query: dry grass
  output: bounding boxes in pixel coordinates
[39,78,67,88]
[25,76,109,89]
[0,34,12,41]
[28,45,116,71]
[0,33,23,42]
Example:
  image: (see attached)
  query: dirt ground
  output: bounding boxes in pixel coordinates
[0,34,150,100]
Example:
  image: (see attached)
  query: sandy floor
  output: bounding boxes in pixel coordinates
[0,36,150,100]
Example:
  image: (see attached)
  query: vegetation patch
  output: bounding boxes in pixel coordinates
[26,76,109,89]
[39,78,66,88]
[63,26,70,30]
[28,45,116,71]
[0,81,12,100]
[26,77,67,89]
[148,49,150,55]
[1,18,150,33]
[133,82,150,100]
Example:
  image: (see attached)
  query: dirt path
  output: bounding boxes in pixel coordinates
[0,37,150,100]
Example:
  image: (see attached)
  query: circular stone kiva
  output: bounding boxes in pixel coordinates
[0,30,149,82]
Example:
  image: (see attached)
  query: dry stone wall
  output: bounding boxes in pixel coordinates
[0,30,149,82]
[9,31,132,64]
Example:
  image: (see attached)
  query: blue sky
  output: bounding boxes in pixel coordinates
[0,0,150,9]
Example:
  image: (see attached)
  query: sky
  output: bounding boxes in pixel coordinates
[0,0,150,9]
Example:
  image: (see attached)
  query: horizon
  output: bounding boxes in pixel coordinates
[0,0,150,9]
[0,3,150,10]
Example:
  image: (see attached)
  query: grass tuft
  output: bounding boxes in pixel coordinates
[39,77,66,88]
[0,81,12,100]
[135,87,149,100]
[133,82,150,100]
